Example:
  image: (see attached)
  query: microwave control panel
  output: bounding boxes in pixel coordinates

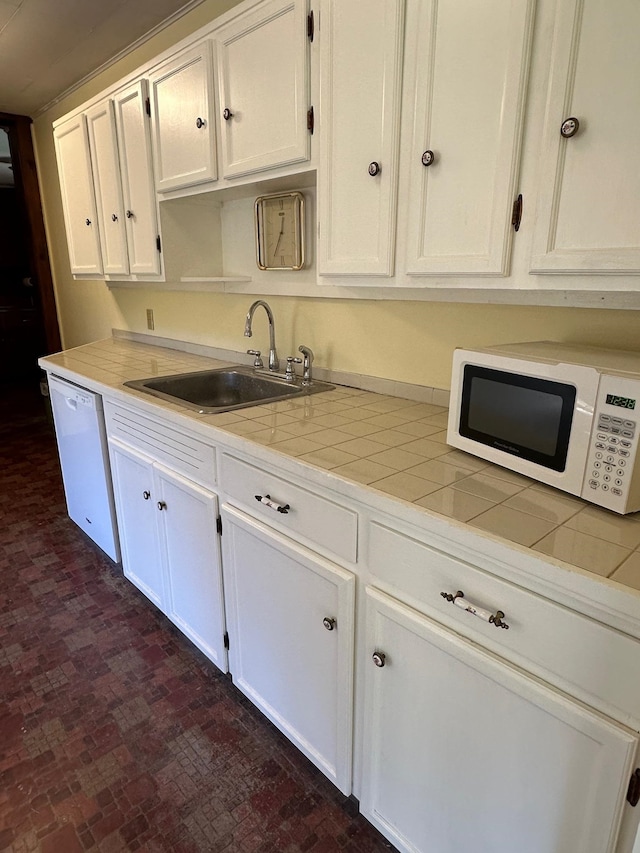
[584,375,640,513]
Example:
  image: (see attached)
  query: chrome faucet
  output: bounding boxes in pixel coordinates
[298,345,314,385]
[244,300,279,371]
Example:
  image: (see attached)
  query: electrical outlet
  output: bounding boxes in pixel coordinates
[146,308,154,330]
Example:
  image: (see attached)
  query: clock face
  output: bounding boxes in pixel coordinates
[255,192,305,270]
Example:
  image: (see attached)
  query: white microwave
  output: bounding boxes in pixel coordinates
[447,341,640,515]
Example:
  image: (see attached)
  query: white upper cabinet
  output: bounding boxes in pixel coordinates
[149,42,217,192]
[113,81,161,276]
[55,82,160,280]
[403,0,536,277]
[53,115,103,276]
[530,0,640,275]
[215,0,310,179]
[317,0,405,277]
[85,100,130,275]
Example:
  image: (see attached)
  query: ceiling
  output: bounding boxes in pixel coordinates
[0,0,235,117]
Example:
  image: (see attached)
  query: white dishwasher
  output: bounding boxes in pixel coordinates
[49,375,120,562]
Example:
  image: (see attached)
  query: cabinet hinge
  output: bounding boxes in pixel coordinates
[307,106,314,135]
[216,515,222,535]
[512,193,523,232]
[156,235,162,253]
[307,10,314,41]
[627,769,640,807]
[145,97,151,117]
[223,631,229,650]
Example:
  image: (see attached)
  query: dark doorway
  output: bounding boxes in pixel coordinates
[0,112,61,388]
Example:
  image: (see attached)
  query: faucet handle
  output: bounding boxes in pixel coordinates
[285,356,303,382]
[247,349,263,369]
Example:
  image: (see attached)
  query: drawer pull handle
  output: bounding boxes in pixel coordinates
[440,590,510,630]
[255,494,290,514]
[157,501,167,511]
[372,651,386,668]
[323,617,336,631]
[142,490,151,500]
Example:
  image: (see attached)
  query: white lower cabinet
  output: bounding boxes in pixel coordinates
[220,504,355,794]
[100,397,640,850]
[109,438,227,671]
[361,586,639,853]
[109,439,164,608]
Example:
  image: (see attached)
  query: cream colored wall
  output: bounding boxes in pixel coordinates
[31,0,640,392]
[110,291,640,390]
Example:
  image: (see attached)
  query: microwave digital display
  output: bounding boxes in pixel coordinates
[606,394,636,409]
[459,366,576,472]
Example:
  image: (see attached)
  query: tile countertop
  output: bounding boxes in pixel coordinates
[41,338,640,600]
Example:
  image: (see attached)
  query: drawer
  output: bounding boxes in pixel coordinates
[220,453,358,563]
[105,402,216,490]
[369,520,640,728]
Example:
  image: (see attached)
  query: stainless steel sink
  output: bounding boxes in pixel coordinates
[124,365,334,414]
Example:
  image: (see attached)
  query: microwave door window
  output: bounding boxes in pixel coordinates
[470,379,562,454]
[460,367,576,472]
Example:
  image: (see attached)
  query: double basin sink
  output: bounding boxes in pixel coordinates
[124,365,334,414]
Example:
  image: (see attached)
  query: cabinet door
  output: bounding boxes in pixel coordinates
[221,505,355,794]
[155,465,227,672]
[85,101,129,275]
[530,0,640,274]
[53,115,103,275]
[109,439,164,610]
[114,80,161,276]
[403,0,535,276]
[149,43,217,192]
[361,588,639,853]
[317,0,404,277]
[216,0,309,178]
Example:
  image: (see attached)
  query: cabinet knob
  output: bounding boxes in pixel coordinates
[247,349,263,369]
[560,117,580,138]
[142,490,151,500]
[126,210,134,219]
[223,108,233,121]
[368,161,381,177]
[372,651,386,668]
[285,355,303,381]
[196,116,206,129]
[157,501,167,511]
[111,213,118,222]
[85,218,91,226]
[323,617,336,631]
[421,149,435,167]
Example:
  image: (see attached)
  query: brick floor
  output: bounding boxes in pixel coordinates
[0,382,395,853]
